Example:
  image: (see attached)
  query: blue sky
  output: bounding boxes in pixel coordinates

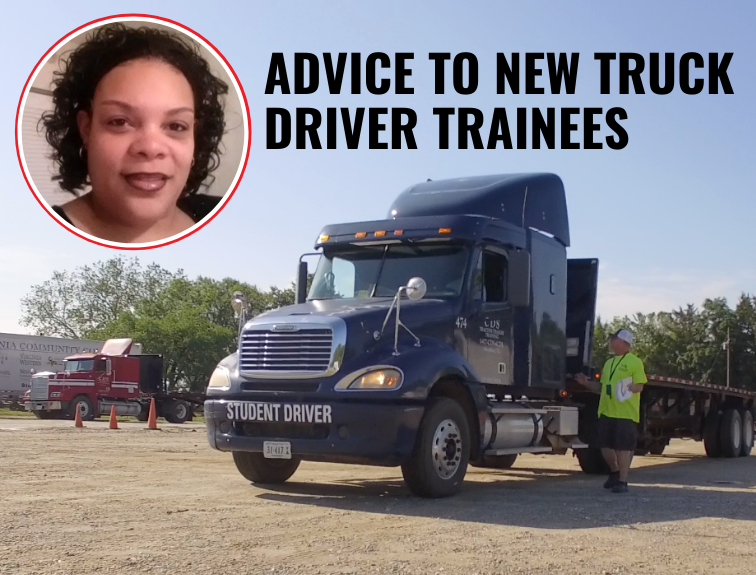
[1,1,754,333]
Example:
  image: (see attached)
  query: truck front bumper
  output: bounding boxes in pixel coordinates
[204,398,424,466]
[25,401,62,411]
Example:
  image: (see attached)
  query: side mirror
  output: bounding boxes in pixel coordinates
[406,277,427,300]
[508,251,531,308]
[295,261,309,304]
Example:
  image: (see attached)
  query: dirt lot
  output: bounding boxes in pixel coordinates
[1,418,754,575]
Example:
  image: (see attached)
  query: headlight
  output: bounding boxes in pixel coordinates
[335,368,403,391]
[207,366,231,389]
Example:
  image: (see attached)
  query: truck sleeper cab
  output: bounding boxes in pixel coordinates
[205,173,606,497]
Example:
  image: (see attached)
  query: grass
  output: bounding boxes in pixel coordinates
[0,407,205,424]
[0,408,34,417]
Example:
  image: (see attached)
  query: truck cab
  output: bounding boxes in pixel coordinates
[204,173,600,497]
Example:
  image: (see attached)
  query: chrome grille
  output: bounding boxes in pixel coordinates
[30,377,49,400]
[240,328,333,374]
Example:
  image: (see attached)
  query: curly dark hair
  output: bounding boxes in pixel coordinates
[41,23,228,197]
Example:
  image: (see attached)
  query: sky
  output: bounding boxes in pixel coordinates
[1,1,754,334]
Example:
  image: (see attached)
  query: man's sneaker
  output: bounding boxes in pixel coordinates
[611,481,629,493]
[603,471,620,489]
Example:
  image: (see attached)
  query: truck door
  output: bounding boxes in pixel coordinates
[465,247,514,385]
[565,258,599,377]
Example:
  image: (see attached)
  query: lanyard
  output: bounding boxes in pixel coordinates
[608,353,628,381]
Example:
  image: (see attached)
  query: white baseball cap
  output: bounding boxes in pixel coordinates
[611,329,633,346]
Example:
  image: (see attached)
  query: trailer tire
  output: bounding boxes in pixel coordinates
[739,409,754,457]
[163,400,190,424]
[575,447,611,475]
[232,452,301,484]
[401,397,470,498]
[69,395,95,421]
[719,408,742,458]
[703,411,722,458]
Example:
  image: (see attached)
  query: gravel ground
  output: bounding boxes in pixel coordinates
[1,418,754,575]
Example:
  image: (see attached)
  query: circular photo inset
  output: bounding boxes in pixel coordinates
[16,15,250,249]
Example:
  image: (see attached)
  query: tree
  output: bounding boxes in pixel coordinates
[20,256,183,338]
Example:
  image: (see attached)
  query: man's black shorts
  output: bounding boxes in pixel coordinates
[597,415,638,451]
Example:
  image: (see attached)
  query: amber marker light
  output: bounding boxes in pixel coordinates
[355,232,367,238]
[439,228,452,234]
[375,231,386,237]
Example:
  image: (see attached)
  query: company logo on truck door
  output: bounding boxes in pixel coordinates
[226,401,332,423]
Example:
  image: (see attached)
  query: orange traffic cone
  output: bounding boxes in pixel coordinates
[147,397,158,430]
[109,405,119,430]
[74,405,83,428]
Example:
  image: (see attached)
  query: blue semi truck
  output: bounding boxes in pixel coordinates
[204,173,755,497]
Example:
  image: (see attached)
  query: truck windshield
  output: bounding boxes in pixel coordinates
[308,243,469,300]
[63,360,94,372]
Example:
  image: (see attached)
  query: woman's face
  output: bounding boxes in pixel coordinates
[77,58,195,224]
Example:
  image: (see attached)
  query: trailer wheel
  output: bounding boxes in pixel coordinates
[232,452,301,484]
[575,447,611,475]
[163,400,190,424]
[739,409,754,457]
[69,395,95,421]
[720,408,742,458]
[401,397,470,498]
[703,411,722,458]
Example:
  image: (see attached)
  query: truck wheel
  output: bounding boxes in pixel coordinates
[719,408,742,458]
[481,454,518,469]
[232,452,301,484]
[401,397,470,498]
[739,409,754,457]
[136,404,148,422]
[69,395,95,421]
[164,400,190,424]
[648,441,666,456]
[575,447,611,475]
[703,411,722,457]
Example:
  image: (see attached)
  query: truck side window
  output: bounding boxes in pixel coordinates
[95,359,107,372]
[473,250,508,303]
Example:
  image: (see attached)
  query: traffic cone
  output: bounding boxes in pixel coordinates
[147,397,158,430]
[74,406,83,428]
[109,405,119,430]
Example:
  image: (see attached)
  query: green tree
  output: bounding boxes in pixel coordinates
[20,256,183,338]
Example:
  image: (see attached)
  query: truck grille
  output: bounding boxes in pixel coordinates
[30,378,49,400]
[239,328,334,374]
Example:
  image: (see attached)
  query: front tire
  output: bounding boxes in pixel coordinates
[69,395,95,421]
[401,397,470,498]
[232,452,301,484]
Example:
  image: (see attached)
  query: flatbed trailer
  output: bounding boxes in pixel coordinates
[572,374,755,472]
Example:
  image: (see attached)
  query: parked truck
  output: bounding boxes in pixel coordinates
[24,338,203,423]
[203,173,756,497]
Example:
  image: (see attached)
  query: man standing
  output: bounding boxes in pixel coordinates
[576,329,647,493]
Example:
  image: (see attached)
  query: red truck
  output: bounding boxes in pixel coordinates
[23,338,202,423]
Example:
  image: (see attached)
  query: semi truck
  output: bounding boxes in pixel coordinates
[203,173,756,497]
[0,333,107,402]
[23,338,202,423]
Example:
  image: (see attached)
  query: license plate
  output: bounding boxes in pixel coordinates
[263,441,291,459]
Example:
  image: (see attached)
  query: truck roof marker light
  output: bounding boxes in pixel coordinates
[560,390,569,398]
[439,228,452,234]
[355,232,367,238]
[318,235,330,243]
[375,231,386,237]
[394,230,403,235]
